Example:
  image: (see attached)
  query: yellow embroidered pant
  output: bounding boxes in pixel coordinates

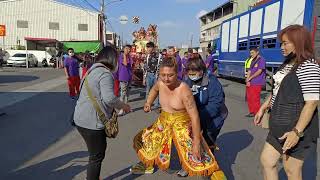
[133,111,225,178]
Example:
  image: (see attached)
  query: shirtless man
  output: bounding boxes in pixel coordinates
[131,57,224,179]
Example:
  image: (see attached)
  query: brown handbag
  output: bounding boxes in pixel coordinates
[261,108,270,129]
[85,77,119,138]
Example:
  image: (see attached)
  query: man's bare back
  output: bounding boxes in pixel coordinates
[158,80,192,113]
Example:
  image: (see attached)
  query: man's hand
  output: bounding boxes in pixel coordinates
[254,108,264,126]
[144,103,151,112]
[192,139,201,161]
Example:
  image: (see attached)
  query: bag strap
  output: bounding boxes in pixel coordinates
[83,68,108,125]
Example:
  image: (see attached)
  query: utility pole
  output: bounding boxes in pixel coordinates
[190,34,193,48]
[100,0,106,46]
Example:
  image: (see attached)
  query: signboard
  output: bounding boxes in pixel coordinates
[0,25,6,36]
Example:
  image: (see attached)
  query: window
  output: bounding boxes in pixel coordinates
[78,24,88,31]
[238,41,248,51]
[263,38,277,49]
[106,34,113,40]
[49,22,59,30]
[249,37,261,48]
[214,10,222,20]
[223,4,233,16]
[17,20,28,28]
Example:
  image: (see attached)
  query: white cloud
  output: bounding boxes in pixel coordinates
[176,0,201,3]
[196,10,208,19]
[159,21,180,28]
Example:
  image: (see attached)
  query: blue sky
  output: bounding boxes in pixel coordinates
[60,0,227,48]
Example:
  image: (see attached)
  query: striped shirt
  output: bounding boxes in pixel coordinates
[271,59,320,106]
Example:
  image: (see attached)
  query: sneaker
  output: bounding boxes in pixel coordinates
[130,162,154,174]
[245,113,255,118]
[177,169,188,177]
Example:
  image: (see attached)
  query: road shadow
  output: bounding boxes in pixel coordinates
[131,106,144,112]
[278,146,318,180]
[0,92,77,179]
[214,130,254,180]
[129,97,145,103]
[0,75,39,84]
[105,166,143,180]
[5,151,88,180]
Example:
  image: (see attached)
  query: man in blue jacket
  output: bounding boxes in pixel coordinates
[177,58,228,177]
[185,58,228,147]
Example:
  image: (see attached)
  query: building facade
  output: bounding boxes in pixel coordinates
[0,0,100,50]
[199,0,262,52]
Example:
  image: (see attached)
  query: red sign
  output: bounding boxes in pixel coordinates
[0,25,5,36]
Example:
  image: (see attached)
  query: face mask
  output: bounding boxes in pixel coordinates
[69,52,74,57]
[189,75,202,81]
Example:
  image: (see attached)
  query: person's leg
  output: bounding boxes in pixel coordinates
[76,126,107,180]
[114,79,120,97]
[252,85,262,114]
[260,142,281,180]
[68,77,76,97]
[246,86,254,115]
[120,81,128,103]
[75,76,81,96]
[282,155,304,180]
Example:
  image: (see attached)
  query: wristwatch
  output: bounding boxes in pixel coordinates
[292,128,304,138]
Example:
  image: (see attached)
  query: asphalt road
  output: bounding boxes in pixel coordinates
[0,67,318,180]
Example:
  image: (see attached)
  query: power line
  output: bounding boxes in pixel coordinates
[81,0,100,12]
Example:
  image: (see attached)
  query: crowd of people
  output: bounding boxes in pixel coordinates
[66,25,319,180]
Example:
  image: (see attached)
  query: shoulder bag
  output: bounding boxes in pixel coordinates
[84,76,119,138]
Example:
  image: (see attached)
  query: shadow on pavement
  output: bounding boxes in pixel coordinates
[131,106,144,112]
[0,92,77,179]
[215,130,254,180]
[0,75,39,84]
[105,166,143,180]
[5,151,88,180]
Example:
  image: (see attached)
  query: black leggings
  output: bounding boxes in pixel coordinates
[77,126,106,180]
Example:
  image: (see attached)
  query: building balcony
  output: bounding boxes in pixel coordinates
[200,14,233,32]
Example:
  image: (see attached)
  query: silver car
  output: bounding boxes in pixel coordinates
[6,53,38,67]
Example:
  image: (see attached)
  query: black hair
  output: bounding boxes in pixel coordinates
[249,46,259,52]
[67,48,74,52]
[124,44,132,49]
[184,52,188,55]
[168,46,175,50]
[160,56,178,73]
[162,49,167,52]
[96,46,118,71]
[186,58,207,72]
[146,42,155,48]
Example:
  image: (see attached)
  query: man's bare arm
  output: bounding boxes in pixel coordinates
[64,67,69,78]
[146,81,160,105]
[182,85,201,142]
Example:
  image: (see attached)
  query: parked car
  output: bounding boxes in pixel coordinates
[6,53,38,67]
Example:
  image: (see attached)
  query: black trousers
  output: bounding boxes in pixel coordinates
[203,127,222,147]
[77,126,106,180]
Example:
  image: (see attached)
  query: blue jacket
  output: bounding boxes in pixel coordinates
[185,74,228,130]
